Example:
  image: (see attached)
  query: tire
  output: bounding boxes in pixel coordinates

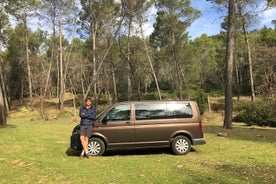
[171,135,191,155]
[87,137,105,156]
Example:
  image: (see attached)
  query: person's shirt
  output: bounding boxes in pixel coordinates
[79,105,96,126]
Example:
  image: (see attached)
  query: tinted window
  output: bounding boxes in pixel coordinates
[135,103,193,120]
[167,103,193,118]
[105,104,131,121]
[135,103,167,120]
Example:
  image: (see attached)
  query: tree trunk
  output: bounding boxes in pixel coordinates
[0,59,9,117]
[127,19,132,101]
[0,85,6,126]
[59,7,64,111]
[56,49,60,97]
[138,16,162,100]
[238,1,255,101]
[235,64,240,101]
[93,22,99,107]
[24,16,33,110]
[208,95,211,113]
[172,33,183,100]
[0,63,7,126]
[69,78,77,122]
[224,0,236,129]
[44,62,52,97]
[47,7,57,100]
[112,65,118,102]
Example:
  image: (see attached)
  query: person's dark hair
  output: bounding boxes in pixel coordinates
[85,97,92,102]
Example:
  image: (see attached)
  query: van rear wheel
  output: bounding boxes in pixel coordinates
[88,137,105,156]
[172,136,191,155]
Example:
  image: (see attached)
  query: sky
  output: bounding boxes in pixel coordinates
[187,0,276,40]
[6,0,276,43]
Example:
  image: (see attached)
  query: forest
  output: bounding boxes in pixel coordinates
[0,0,275,127]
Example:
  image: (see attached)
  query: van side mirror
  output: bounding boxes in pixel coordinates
[102,116,108,124]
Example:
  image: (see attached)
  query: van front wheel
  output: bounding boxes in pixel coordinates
[171,136,191,155]
[88,137,105,156]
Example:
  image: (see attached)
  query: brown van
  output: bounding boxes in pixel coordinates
[70,101,206,156]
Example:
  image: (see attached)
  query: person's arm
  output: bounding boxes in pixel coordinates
[79,107,88,118]
[87,108,96,120]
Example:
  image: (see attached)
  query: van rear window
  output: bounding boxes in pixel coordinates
[135,103,193,120]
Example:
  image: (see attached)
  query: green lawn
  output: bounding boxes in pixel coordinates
[0,109,275,184]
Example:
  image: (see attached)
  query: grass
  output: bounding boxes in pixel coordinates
[0,107,276,184]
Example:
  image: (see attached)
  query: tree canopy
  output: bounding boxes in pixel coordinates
[0,0,275,128]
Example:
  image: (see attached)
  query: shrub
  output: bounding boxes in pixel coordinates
[233,100,276,127]
[191,90,208,115]
[143,92,159,100]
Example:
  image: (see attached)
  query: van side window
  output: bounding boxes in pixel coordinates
[167,103,193,118]
[105,104,131,121]
[135,103,193,120]
[135,104,167,120]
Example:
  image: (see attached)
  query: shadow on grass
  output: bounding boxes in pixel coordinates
[204,124,276,143]
[66,147,196,157]
[66,148,81,157]
[0,124,17,129]
[103,147,172,156]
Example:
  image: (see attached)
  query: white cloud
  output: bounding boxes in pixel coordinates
[260,7,276,25]
[188,1,276,40]
[188,0,226,40]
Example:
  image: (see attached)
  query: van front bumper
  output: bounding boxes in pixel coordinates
[70,134,82,150]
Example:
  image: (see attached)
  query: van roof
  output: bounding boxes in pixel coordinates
[117,100,196,104]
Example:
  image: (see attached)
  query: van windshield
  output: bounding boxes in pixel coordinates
[104,104,131,121]
[96,104,113,119]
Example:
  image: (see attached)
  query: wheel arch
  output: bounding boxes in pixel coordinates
[170,131,193,145]
[90,133,108,149]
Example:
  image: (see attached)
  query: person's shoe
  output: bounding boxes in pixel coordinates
[80,154,84,160]
[86,153,91,159]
